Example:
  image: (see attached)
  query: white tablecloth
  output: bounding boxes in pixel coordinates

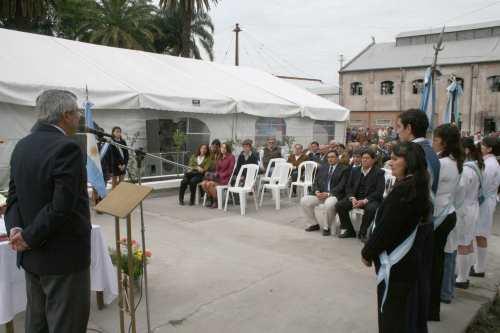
[0,221,118,324]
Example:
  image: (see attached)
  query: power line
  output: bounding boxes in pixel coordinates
[222,33,234,64]
[243,29,315,78]
[442,0,500,25]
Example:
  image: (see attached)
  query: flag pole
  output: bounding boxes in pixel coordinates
[430,26,445,131]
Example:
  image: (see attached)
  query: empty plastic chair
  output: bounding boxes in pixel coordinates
[259,162,293,210]
[224,164,260,216]
[289,161,318,199]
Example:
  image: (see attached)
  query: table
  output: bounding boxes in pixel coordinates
[1,223,118,331]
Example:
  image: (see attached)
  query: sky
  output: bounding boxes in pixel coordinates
[208,0,500,86]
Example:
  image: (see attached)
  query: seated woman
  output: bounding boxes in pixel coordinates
[361,142,433,333]
[200,143,236,209]
[179,144,212,206]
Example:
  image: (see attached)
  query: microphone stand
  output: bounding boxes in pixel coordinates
[98,137,189,333]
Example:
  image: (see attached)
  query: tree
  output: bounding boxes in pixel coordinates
[154,7,214,60]
[0,0,53,33]
[52,0,99,40]
[159,0,218,57]
[83,0,159,51]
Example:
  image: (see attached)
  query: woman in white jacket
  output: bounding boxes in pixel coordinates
[471,136,500,278]
[430,124,463,319]
[455,138,483,289]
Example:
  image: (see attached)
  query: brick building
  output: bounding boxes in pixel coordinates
[339,20,500,134]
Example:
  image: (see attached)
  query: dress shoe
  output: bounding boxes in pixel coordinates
[188,201,195,206]
[305,224,320,232]
[441,299,451,304]
[338,229,356,238]
[179,200,185,206]
[470,267,485,278]
[210,202,218,209]
[455,281,470,289]
[322,228,331,236]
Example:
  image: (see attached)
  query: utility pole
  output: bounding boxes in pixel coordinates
[338,54,345,105]
[233,23,242,66]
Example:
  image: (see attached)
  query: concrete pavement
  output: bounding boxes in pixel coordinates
[4,194,500,333]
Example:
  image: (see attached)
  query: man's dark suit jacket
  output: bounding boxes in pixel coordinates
[5,122,91,275]
[345,167,385,203]
[312,163,348,199]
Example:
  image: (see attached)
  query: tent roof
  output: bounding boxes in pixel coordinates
[0,28,349,121]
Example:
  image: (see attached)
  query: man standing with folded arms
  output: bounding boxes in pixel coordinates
[5,90,91,333]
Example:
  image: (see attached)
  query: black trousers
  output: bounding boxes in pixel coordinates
[377,280,416,333]
[25,267,90,333]
[179,173,204,203]
[429,212,456,321]
[335,198,379,235]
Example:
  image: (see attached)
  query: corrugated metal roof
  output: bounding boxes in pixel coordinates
[396,20,500,38]
[341,36,500,72]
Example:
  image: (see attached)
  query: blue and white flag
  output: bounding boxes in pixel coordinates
[84,101,107,198]
[444,79,463,124]
[419,67,434,128]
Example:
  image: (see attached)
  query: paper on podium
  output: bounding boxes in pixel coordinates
[95,182,152,218]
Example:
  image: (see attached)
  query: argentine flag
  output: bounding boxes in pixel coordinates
[84,101,107,198]
[419,67,434,128]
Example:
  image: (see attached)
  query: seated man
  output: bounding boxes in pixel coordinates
[335,149,385,240]
[300,150,348,236]
[261,136,282,174]
[308,141,321,161]
[231,139,259,186]
[288,143,310,196]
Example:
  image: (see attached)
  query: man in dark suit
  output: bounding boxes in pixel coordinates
[335,149,385,240]
[5,90,91,333]
[300,150,348,236]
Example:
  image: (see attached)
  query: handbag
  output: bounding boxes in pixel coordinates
[204,172,219,182]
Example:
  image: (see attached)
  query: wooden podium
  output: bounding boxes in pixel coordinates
[95,182,152,333]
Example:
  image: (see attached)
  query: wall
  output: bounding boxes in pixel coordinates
[341,62,500,132]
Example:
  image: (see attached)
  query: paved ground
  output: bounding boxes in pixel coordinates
[4,193,500,333]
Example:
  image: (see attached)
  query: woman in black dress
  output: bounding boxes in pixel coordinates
[362,142,433,333]
[110,126,129,189]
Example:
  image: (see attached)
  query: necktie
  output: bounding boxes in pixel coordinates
[327,166,334,192]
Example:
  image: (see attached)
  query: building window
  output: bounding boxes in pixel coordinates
[375,119,392,127]
[255,117,286,147]
[448,76,464,89]
[412,79,424,94]
[313,120,336,143]
[380,81,394,95]
[487,76,500,92]
[350,82,363,95]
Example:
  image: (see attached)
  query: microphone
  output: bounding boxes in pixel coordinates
[78,126,113,138]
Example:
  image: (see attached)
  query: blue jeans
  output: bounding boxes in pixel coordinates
[441,250,457,302]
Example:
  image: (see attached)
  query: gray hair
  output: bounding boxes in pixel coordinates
[36,90,78,125]
[295,143,303,150]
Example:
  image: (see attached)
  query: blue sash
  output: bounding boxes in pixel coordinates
[100,142,110,161]
[377,226,419,312]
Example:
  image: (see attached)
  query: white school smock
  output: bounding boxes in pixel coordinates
[435,157,460,253]
[456,162,480,246]
[476,155,500,238]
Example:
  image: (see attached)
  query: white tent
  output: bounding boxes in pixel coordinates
[0,28,349,188]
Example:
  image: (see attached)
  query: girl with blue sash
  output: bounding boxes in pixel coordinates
[429,124,463,319]
[455,137,484,288]
[362,142,432,333]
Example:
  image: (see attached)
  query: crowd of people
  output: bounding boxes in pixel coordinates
[174,108,500,332]
[1,89,499,333]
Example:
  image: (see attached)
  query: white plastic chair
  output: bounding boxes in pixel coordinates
[257,158,286,194]
[259,162,293,210]
[289,161,318,199]
[224,164,260,216]
[202,160,238,209]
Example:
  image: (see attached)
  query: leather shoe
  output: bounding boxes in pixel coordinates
[470,267,485,278]
[455,281,469,289]
[338,229,356,238]
[305,224,320,232]
[322,228,331,236]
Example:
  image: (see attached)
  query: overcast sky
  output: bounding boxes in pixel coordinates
[209,0,500,86]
